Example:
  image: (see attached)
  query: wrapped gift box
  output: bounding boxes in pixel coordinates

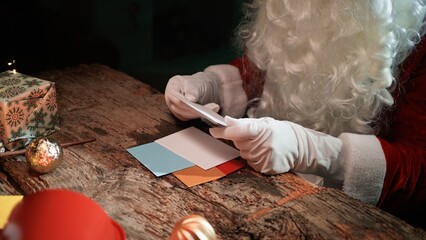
[0,71,59,150]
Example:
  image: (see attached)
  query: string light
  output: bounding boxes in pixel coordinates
[7,60,17,74]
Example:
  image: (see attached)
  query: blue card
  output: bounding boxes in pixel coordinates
[127,142,195,177]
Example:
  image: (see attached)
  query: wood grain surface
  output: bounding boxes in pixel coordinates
[0,64,425,239]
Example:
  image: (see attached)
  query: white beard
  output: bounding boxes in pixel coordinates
[241,0,426,136]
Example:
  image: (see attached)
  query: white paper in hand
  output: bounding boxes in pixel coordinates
[171,92,227,127]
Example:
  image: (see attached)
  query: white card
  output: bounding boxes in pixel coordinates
[171,92,227,127]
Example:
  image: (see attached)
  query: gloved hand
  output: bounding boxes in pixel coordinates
[165,71,221,121]
[165,65,248,121]
[210,116,345,184]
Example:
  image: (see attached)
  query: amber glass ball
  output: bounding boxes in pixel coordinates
[25,137,63,173]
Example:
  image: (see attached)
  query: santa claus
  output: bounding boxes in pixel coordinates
[165,0,426,227]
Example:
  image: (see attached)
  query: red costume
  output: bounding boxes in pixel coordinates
[230,38,426,227]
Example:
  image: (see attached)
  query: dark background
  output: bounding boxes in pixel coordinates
[0,0,245,92]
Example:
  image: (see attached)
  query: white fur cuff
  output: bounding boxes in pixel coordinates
[338,133,386,205]
[204,65,248,117]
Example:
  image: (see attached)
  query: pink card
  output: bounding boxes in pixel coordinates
[155,127,240,170]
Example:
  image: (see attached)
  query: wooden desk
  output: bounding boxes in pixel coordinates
[1,64,425,239]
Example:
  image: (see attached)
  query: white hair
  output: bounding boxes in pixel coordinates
[238,0,426,136]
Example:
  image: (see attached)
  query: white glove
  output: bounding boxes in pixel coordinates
[165,65,248,121]
[165,71,221,121]
[210,116,345,184]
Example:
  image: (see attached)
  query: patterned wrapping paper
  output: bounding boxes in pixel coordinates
[0,71,59,150]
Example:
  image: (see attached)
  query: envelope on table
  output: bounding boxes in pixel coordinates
[127,127,241,181]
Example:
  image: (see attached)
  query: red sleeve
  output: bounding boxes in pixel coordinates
[377,39,426,224]
[230,56,265,100]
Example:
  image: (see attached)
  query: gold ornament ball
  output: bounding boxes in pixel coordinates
[170,214,216,240]
[25,137,63,173]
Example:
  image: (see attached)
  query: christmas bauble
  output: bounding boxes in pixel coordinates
[170,214,216,240]
[25,137,63,173]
